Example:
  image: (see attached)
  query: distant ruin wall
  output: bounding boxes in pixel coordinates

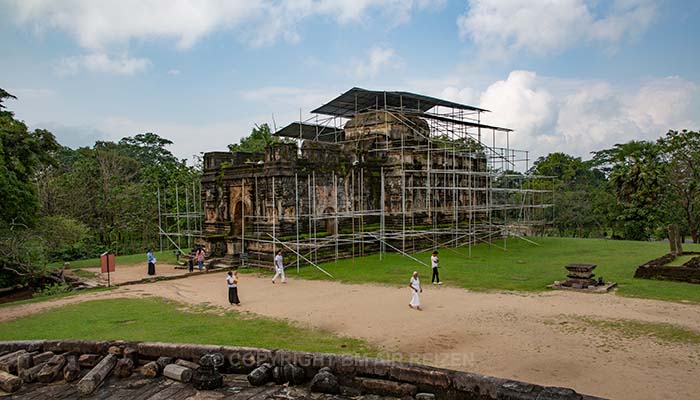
[634,251,700,283]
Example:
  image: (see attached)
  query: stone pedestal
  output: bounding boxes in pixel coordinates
[562,264,596,289]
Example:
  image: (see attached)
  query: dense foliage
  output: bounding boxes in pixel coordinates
[228,123,285,153]
[0,89,200,288]
[530,131,700,241]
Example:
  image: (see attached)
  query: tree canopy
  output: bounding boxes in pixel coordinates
[228,123,293,153]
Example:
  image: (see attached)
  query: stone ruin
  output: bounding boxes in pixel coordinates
[0,339,602,399]
[200,88,553,268]
[548,264,617,293]
[634,224,700,284]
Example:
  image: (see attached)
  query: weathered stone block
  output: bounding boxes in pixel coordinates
[310,369,340,394]
[354,376,417,397]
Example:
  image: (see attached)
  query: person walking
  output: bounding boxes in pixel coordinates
[146,249,156,276]
[187,255,194,273]
[227,271,240,306]
[408,271,422,310]
[195,247,206,271]
[272,250,286,284]
[431,251,442,285]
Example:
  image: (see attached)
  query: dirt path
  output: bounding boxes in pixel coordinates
[82,262,193,285]
[3,269,700,400]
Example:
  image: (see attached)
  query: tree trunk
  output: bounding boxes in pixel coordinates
[77,353,117,395]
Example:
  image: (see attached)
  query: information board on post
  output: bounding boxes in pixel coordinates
[100,252,115,287]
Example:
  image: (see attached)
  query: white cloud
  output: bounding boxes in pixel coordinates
[440,72,700,160]
[458,0,657,58]
[353,46,402,79]
[55,53,152,76]
[7,0,441,50]
[479,71,555,145]
[167,69,181,76]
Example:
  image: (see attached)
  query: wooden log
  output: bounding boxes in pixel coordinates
[0,350,27,374]
[17,353,34,375]
[114,358,134,378]
[37,354,66,383]
[0,350,26,363]
[78,354,102,367]
[77,353,117,395]
[0,370,21,393]
[63,354,81,382]
[163,364,192,383]
[4,351,37,374]
[141,361,160,378]
[19,362,46,383]
[175,359,200,370]
[32,351,55,366]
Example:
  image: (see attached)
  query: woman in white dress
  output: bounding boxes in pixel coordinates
[408,271,422,310]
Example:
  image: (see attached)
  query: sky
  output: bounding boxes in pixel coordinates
[1,0,699,164]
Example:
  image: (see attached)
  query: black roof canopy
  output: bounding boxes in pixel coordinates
[273,122,343,142]
[311,87,490,118]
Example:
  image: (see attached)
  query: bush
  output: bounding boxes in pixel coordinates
[33,282,72,298]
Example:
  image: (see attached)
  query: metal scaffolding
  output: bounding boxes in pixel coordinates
[203,88,554,269]
[157,178,204,253]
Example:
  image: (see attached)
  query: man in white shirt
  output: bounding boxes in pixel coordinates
[272,250,286,284]
[431,251,442,285]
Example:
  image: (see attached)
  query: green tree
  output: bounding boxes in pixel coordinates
[228,123,283,153]
[0,89,59,226]
[529,153,607,237]
[592,141,665,240]
[658,130,700,243]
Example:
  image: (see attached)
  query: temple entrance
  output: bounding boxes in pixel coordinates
[232,201,244,236]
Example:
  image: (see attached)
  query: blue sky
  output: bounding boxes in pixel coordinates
[1,0,699,162]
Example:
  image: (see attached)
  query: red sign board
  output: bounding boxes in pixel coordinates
[100,253,115,273]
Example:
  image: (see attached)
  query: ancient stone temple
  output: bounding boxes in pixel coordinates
[201,88,552,268]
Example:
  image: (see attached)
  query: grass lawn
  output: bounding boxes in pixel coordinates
[290,237,700,303]
[0,297,376,356]
[48,249,189,270]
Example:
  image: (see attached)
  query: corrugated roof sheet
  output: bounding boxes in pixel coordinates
[311,87,489,117]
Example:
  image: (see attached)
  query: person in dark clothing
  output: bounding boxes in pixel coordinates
[187,255,194,273]
[147,249,156,276]
[227,271,240,306]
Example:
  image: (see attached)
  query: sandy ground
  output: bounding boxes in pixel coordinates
[4,264,700,400]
